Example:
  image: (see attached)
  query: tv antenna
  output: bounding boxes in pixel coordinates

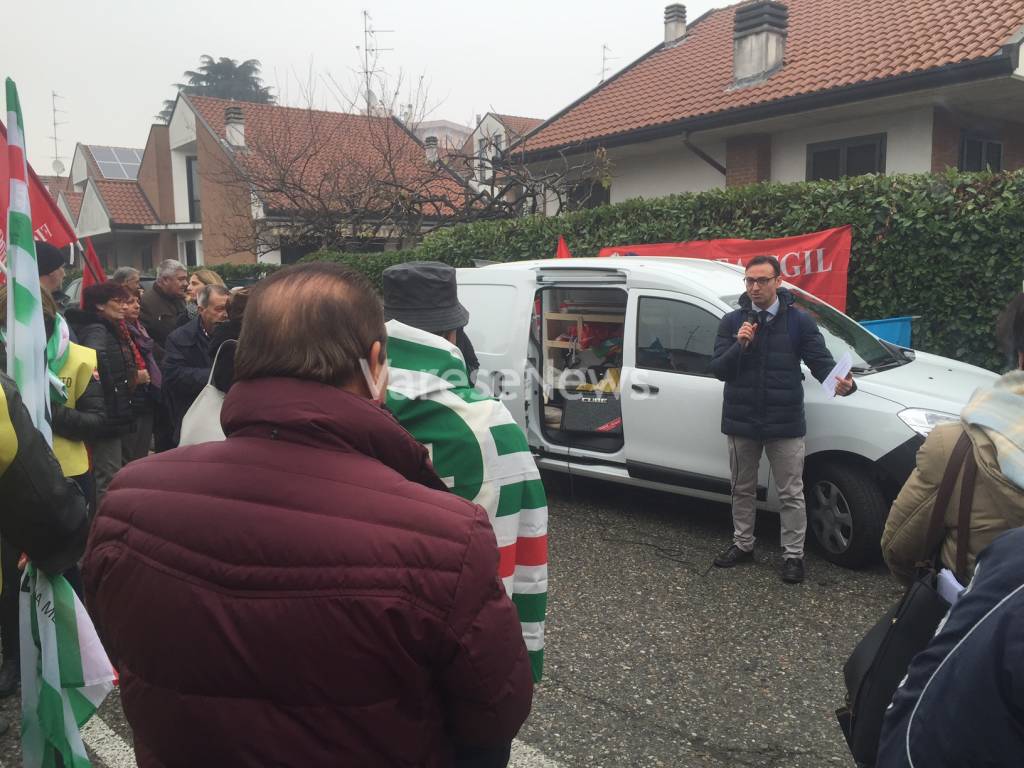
[49,91,68,175]
[356,10,394,115]
[599,44,619,83]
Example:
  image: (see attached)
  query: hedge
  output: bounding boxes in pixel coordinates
[69,171,1017,370]
[306,169,1024,372]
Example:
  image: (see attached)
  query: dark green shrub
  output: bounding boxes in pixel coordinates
[305,170,1022,370]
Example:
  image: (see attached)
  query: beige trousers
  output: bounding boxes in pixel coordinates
[728,435,807,558]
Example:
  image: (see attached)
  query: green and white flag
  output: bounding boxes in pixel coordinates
[5,77,114,767]
[3,78,50,441]
[19,565,115,768]
[386,321,548,681]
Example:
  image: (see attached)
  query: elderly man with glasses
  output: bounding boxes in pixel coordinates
[709,255,855,584]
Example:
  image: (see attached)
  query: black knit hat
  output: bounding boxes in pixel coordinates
[35,241,67,276]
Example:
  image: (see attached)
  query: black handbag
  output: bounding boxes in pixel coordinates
[835,430,977,766]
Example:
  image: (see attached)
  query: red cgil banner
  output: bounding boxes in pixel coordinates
[0,120,78,264]
[598,225,852,312]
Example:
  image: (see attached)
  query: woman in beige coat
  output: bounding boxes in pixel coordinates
[882,372,1024,586]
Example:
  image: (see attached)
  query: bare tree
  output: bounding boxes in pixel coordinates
[207,68,611,259]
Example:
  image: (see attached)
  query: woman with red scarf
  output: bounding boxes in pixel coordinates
[121,292,161,461]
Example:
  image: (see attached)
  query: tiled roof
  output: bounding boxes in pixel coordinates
[495,114,544,139]
[39,175,71,197]
[60,191,83,222]
[186,95,469,217]
[527,0,1024,151]
[93,180,159,226]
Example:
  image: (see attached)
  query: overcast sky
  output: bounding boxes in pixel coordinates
[7,0,732,172]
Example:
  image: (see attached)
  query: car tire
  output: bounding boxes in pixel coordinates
[806,461,887,569]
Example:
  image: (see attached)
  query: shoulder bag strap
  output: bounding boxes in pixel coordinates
[920,430,972,568]
[207,339,237,386]
[955,442,979,582]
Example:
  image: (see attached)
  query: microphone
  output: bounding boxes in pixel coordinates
[739,310,758,349]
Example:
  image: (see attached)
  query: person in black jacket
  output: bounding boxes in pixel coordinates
[0,372,90,728]
[877,527,1024,766]
[0,290,106,695]
[210,287,249,394]
[66,282,138,499]
[0,372,89,575]
[163,284,229,444]
[709,256,855,584]
[996,292,1024,372]
[35,241,70,310]
[0,289,112,452]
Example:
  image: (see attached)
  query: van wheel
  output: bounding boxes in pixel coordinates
[806,462,886,569]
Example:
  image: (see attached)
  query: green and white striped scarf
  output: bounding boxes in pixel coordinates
[386,320,548,682]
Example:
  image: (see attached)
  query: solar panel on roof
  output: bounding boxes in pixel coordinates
[113,147,142,163]
[90,146,116,161]
[97,162,129,179]
[90,146,143,179]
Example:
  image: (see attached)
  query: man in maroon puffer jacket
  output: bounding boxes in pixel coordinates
[83,263,533,767]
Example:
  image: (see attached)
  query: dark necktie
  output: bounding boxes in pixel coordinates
[759,310,770,328]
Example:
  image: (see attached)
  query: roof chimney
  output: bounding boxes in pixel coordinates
[664,4,687,44]
[424,135,439,164]
[733,1,788,85]
[225,106,245,148]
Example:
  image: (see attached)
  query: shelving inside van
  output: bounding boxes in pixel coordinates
[532,286,627,453]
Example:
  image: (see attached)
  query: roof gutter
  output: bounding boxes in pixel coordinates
[521,55,1015,162]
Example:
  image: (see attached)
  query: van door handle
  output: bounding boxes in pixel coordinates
[631,384,660,395]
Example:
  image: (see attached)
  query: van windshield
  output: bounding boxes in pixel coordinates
[720,290,902,371]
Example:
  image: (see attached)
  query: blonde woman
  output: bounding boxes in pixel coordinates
[183,269,226,321]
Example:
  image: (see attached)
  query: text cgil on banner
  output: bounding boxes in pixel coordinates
[598,225,852,312]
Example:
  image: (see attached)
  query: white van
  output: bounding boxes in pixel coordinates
[456,257,997,568]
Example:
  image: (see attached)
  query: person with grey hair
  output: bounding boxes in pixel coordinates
[141,259,187,451]
[140,259,187,355]
[162,283,229,445]
[110,266,142,299]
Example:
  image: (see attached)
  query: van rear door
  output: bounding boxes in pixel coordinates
[456,266,538,429]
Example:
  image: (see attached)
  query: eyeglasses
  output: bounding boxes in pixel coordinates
[744,276,777,288]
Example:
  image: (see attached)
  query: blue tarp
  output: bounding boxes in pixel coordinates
[862,316,913,347]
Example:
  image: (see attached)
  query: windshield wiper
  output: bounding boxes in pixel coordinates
[872,358,905,371]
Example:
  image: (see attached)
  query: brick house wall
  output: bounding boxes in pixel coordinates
[136,125,179,265]
[931,106,1024,173]
[195,128,257,265]
[726,134,772,187]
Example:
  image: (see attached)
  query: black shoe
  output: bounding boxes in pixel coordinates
[713,544,754,568]
[782,557,805,584]
[0,657,20,698]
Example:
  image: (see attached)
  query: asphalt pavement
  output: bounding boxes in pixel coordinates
[0,472,900,768]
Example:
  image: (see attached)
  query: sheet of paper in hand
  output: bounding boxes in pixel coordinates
[822,351,853,399]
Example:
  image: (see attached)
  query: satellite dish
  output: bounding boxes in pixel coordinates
[52,159,66,175]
